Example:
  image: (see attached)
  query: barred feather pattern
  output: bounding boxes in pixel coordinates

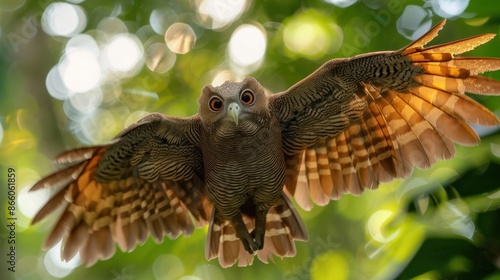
[277,20,500,209]
[205,195,307,268]
[30,114,211,266]
[30,19,500,268]
[199,79,308,267]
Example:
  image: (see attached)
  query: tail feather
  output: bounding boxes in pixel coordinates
[206,195,308,268]
[205,211,255,267]
[257,195,308,261]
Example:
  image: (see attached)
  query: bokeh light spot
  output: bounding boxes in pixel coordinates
[76,109,118,144]
[397,5,432,40]
[103,34,144,73]
[44,241,80,278]
[59,47,101,93]
[97,17,128,34]
[69,89,103,113]
[283,10,343,59]
[285,22,324,56]
[66,34,100,57]
[18,181,50,218]
[432,0,469,18]
[153,254,185,280]
[41,2,87,37]
[228,24,266,69]
[145,43,176,73]
[196,0,247,30]
[165,23,196,54]
[150,8,176,35]
[367,210,400,243]
[465,17,490,27]
[46,65,71,100]
[212,70,236,86]
[325,0,358,8]
[150,9,165,34]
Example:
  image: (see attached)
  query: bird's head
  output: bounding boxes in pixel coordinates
[198,77,270,135]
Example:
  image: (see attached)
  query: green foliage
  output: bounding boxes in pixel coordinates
[1,0,499,279]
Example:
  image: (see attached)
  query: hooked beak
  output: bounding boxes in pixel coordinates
[227,102,240,125]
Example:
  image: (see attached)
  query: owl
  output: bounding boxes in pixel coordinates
[31,20,500,268]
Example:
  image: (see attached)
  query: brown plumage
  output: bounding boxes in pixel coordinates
[31,20,500,268]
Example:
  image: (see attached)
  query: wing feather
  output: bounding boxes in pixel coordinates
[416,34,496,55]
[404,19,446,49]
[274,20,500,208]
[30,113,211,265]
[326,138,343,199]
[315,139,334,202]
[464,75,500,94]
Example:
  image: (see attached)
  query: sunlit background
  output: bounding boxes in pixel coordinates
[1,0,499,279]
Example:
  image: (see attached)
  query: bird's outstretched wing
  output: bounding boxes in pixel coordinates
[271,20,500,210]
[30,113,211,265]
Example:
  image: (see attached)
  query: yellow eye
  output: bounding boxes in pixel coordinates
[240,89,255,105]
[209,97,223,112]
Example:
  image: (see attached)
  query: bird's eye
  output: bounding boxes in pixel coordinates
[240,89,255,105]
[209,97,224,112]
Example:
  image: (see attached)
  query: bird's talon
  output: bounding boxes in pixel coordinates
[241,236,258,254]
[251,229,264,250]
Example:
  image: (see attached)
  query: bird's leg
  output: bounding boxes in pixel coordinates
[251,208,267,250]
[228,212,259,254]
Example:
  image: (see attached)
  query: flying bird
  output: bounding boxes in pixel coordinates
[31,20,500,268]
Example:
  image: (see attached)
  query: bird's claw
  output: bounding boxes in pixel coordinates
[251,229,264,250]
[241,235,259,254]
